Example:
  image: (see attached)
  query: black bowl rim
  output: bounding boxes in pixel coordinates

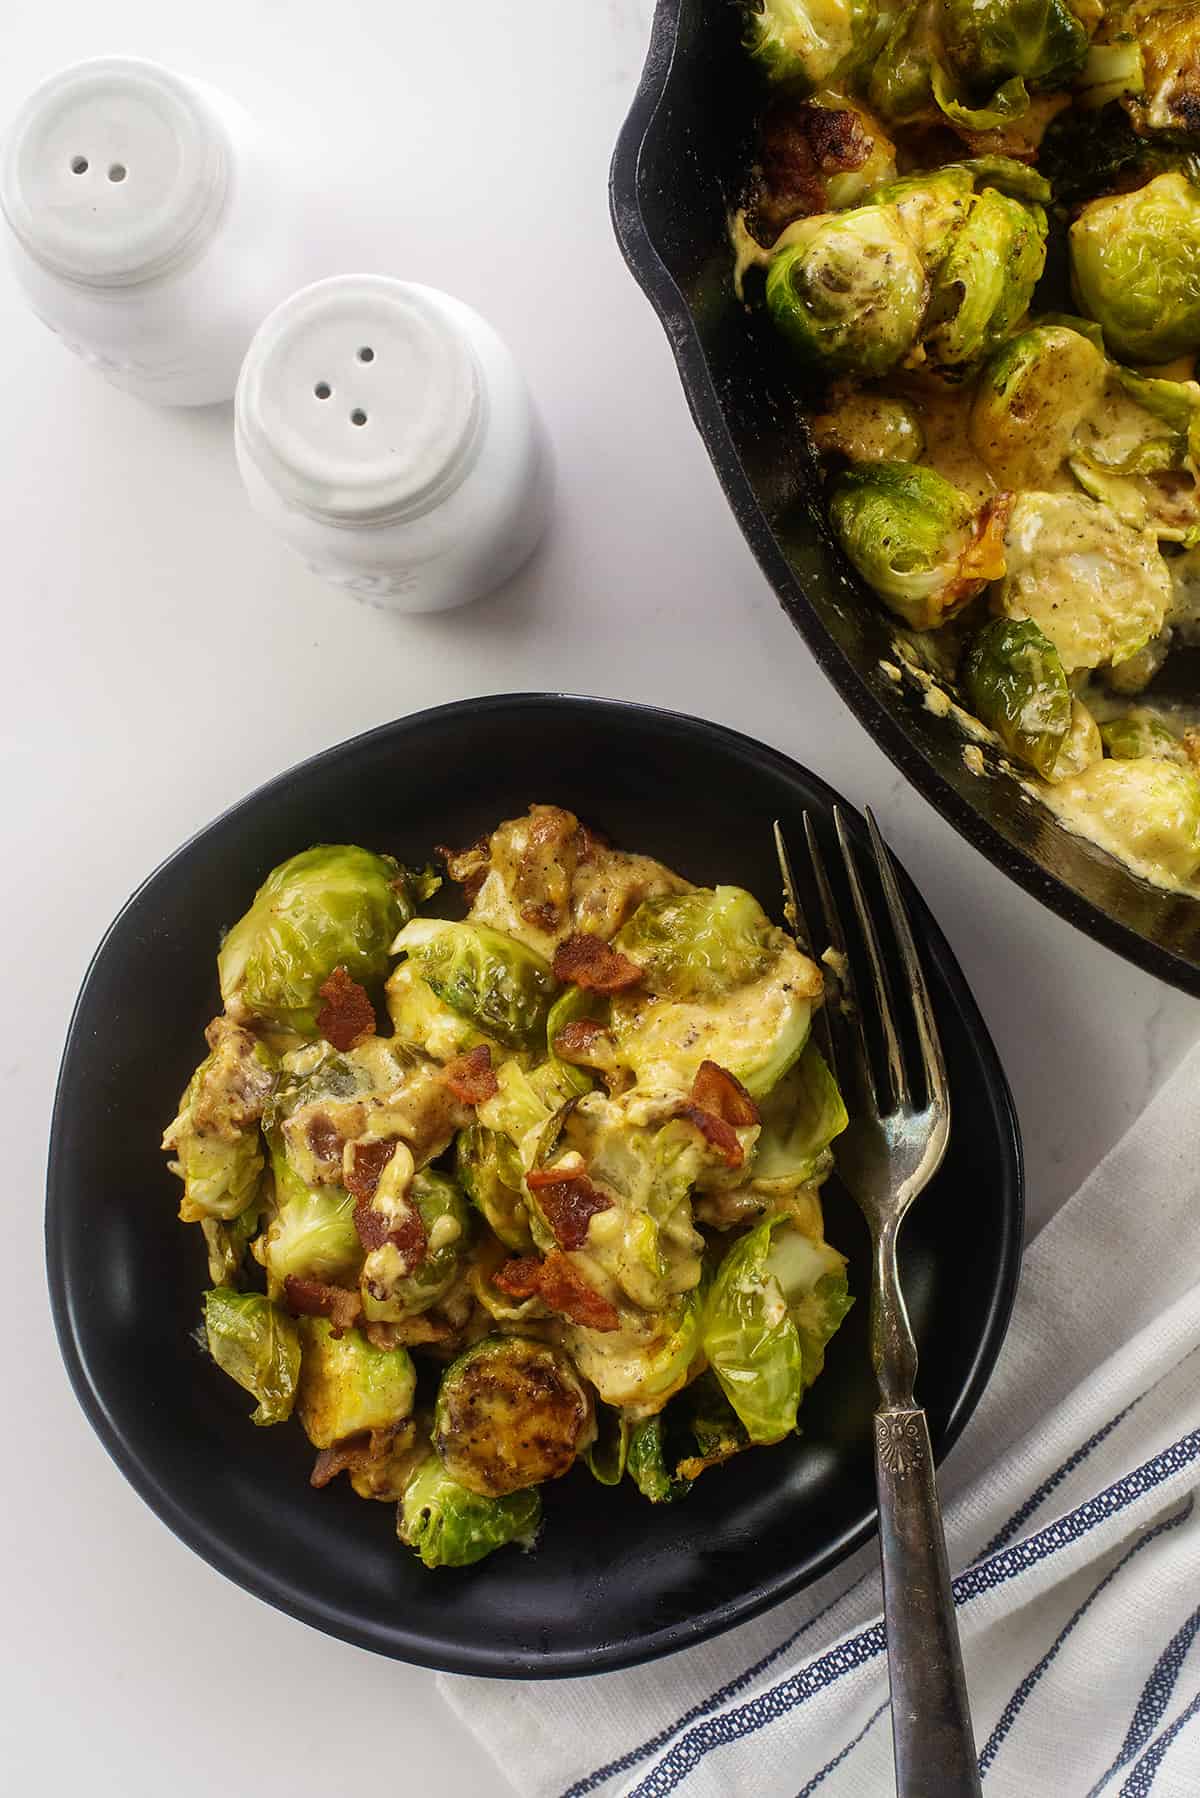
[46,692,1024,1676]
[608,0,1200,1000]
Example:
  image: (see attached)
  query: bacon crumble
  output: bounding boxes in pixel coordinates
[316,967,376,1051]
[691,1060,760,1128]
[443,1043,499,1105]
[552,1017,614,1065]
[283,1276,363,1337]
[493,1250,619,1331]
[526,1165,613,1250]
[552,933,643,993]
[343,1137,399,1203]
[354,1201,428,1269]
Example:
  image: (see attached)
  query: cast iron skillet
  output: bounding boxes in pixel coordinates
[46,695,1022,1676]
[610,0,1200,996]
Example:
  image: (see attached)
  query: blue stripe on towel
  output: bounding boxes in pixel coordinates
[1117,1687,1200,1796]
[796,1700,890,1796]
[1088,1602,1200,1794]
[978,1500,1193,1774]
[624,1432,1200,1798]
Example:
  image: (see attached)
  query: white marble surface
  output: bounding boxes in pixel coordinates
[2,3,1196,1793]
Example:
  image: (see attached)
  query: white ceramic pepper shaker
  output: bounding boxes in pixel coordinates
[1,57,309,405]
[234,275,552,612]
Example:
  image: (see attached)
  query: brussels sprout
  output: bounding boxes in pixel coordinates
[392,918,556,1052]
[745,95,899,246]
[765,205,928,378]
[360,1170,473,1322]
[566,1284,706,1415]
[203,1287,301,1426]
[385,961,493,1062]
[923,190,1048,374]
[952,157,1053,203]
[167,1102,263,1225]
[995,492,1171,673]
[963,618,1073,776]
[260,1159,362,1293]
[868,167,975,269]
[1049,757,1200,880]
[1076,39,1145,111]
[398,1454,541,1569]
[1126,0,1200,139]
[474,1056,584,1179]
[433,1336,594,1497]
[162,1024,275,1222]
[744,0,884,88]
[200,1203,261,1288]
[829,462,1000,631]
[615,887,774,1000]
[810,392,925,464]
[218,846,423,1036]
[702,1215,805,1444]
[1070,173,1200,363]
[763,1225,854,1389]
[296,1317,416,1449]
[626,1413,693,1504]
[746,1042,848,1197]
[1044,698,1105,785]
[675,1371,753,1482]
[1100,713,1192,764]
[868,1,943,126]
[940,0,1089,99]
[969,325,1107,489]
[585,1404,631,1486]
[456,1124,534,1250]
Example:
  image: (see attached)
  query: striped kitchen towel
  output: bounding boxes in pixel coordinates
[440,1040,1200,1797]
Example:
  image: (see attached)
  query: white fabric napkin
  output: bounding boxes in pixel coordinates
[440,1040,1200,1798]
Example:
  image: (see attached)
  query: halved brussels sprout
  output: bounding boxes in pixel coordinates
[702,1215,805,1444]
[763,1225,854,1389]
[810,392,925,464]
[923,190,1048,374]
[218,846,425,1036]
[963,618,1074,776]
[744,94,899,246]
[360,1170,473,1322]
[385,960,493,1062]
[398,1454,541,1569]
[1100,713,1192,764]
[1048,757,1200,880]
[744,1042,848,1198]
[765,205,928,378]
[162,1024,276,1222]
[433,1336,594,1497]
[868,166,975,269]
[1044,698,1105,785]
[995,492,1171,673]
[391,918,557,1052]
[868,1,943,127]
[1071,173,1200,363]
[744,0,884,88]
[259,1154,362,1293]
[969,325,1108,489]
[203,1287,301,1426]
[296,1317,416,1449]
[829,462,1005,631]
[456,1123,534,1250]
[615,887,774,1000]
[566,1283,706,1416]
[940,0,1090,100]
[200,1204,261,1288]
[675,1371,753,1481]
[474,1056,584,1177]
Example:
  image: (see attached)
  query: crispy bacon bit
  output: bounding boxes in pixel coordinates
[316,967,376,1052]
[674,1105,745,1168]
[283,1276,363,1337]
[354,1200,429,1270]
[310,1426,401,1490]
[343,1137,398,1203]
[552,1017,613,1066]
[690,1060,760,1128]
[443,1043,499,1105]
[526,1166,613,1250]
[552,933,643,993]
[493,1250,619,1331]
[306,1112,344,1164]
[747,97,871,243]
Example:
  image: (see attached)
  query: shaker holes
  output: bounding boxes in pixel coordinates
[351,410,368,426]
[108,164,127,183]
[357,346,375,362]
[71,157,88,174]
[314,383,332,399]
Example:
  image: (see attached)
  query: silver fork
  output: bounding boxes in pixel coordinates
[775,808,982,1798]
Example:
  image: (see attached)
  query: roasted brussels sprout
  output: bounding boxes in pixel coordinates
[203,1287,301,1426]
[614,887,771,999]
[200,1204,261,1288]
[1049,756,1200,880]
[1125,0,1200,140]
[1044,697,1105,785]
[743,1042,848,1198]
[398,1454,541,1569]
[675,1372,753,1481]
[923,190,1048,373]
[260,1155,362,1293]
[456,1123,534,1250]
[765,205,928,377]
[566,1285,706,1415]
[868,1,944,127]
[384,960,492,1062]
[829,462,1007,630]
[1100,712,1192,763]
[626,1413,693,1504]
[744,0,884,88]
[162,1022,275,1222]
[964,618,1074,776]
[218,846,426,1036]
[969,324,1108,489]
[767,1224,855,1389]
[810,391,925,463]
[940,0,1090,100]
[391,918,556,1052]
[296,1317,416,1449]
[433,1336,594,1497]
[868,166,975,268]
[995,491,1171,673]
[1071,173,1200,363]
[360,1169,473,1322]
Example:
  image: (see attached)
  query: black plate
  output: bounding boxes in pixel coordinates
[610,0,1200,995]
[46,694,1022,1676]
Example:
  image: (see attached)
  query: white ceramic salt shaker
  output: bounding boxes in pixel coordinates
[234,275,552,612]
[1,57,308,405]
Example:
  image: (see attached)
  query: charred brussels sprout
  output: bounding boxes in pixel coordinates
[964,619,1074,777]
[1126,0,1200,140]
[1050,758,1200,880]
[296,1318,416,1449]
[203,1288,301,1426]
[456,1124,534,1250]
[1071,173,1200,363]
[360,1170,472,1322]
[391,918,556,1052]
[398,1455,541,1569]
[744,0,884,88]
[765,205,927,378]
[433,1336,594,1497]
[829,462,1003,630]
[970,325,1108,489]
[218,846,425,1036]
[923,190,1048,373]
